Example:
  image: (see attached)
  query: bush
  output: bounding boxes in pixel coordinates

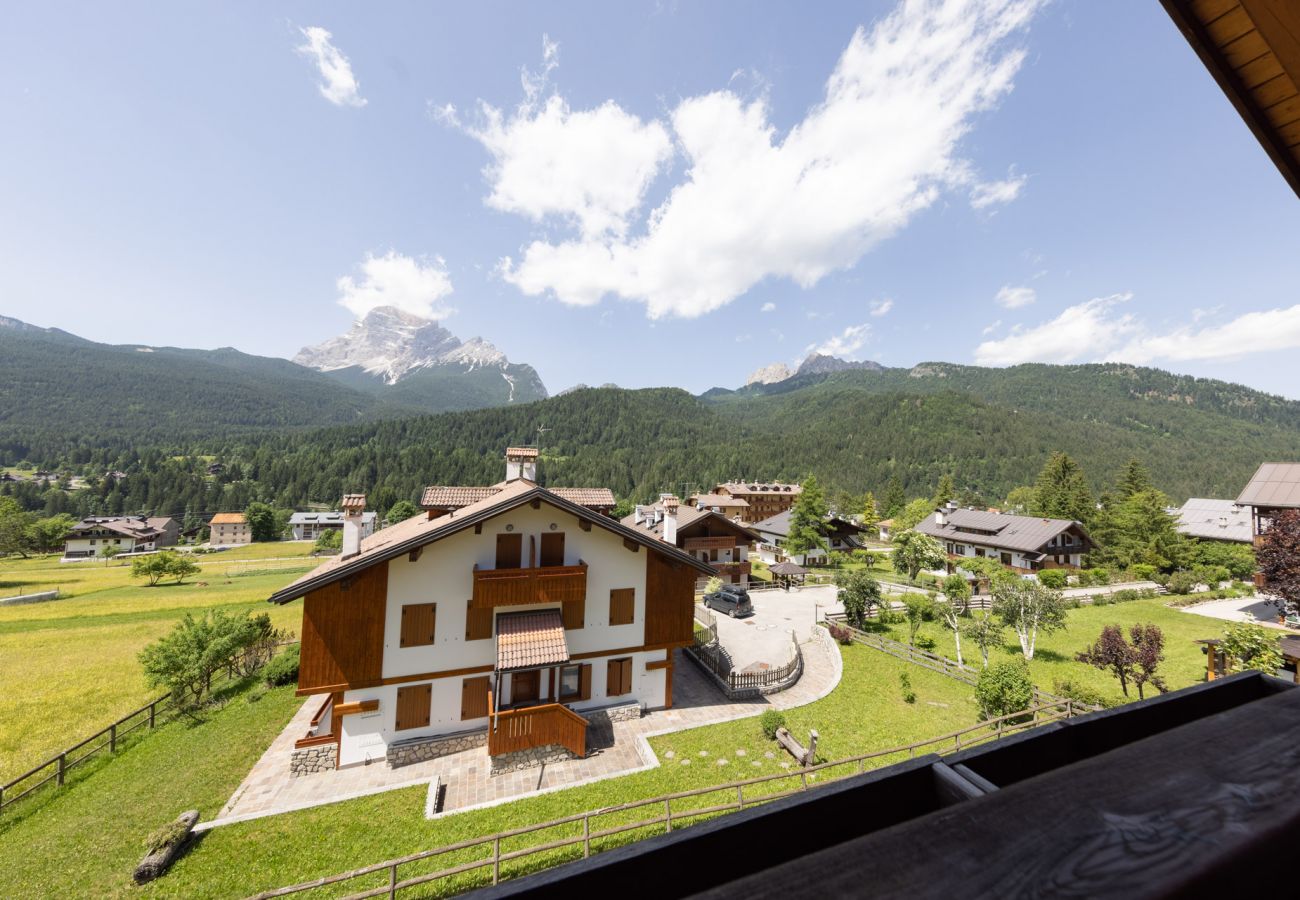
[760,709,786,740]
[262,644,300,686]
[974,660,1034,722]
[1038,569,1068,590]
[138,610,281,710]
[915,634,937,651]
[1166,570,1197,595]
[1130,563,1158,582]
[899,672,916,704]
[1088,568,1111,586]
[1113,589,1139,604]
[1051,678,1109,710]
[826,624,854,645]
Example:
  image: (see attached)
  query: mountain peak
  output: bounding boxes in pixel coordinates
[294,306,463,384]
[796,353,883,376]
[746,362,794,385]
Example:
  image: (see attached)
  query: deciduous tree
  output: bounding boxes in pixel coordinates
[975,659,1033,722]
[939,574,972,666]
[901,592,935,647]
[1220,617,1282,675]
[1129,623,1168,699]
[836,569,882,629]
[1256,508,1300,614]
[961,612,1005,667]
[387,499,419,524]
[1077,625,1136,697]
[892,530,945,581]
[992,578,1067,661]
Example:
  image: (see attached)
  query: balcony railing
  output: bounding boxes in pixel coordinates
[712,561,752,577]
[471,562,587,609]
[487,691,587,758]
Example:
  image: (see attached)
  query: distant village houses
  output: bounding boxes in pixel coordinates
[1172,498,1252,544]
[751,510,867,567]
[209,512,251,547]
[709,481,802,524]
[62,516,179,560]
[290,510,378,542]
[623,494,760,588]
[914,502,1092,573]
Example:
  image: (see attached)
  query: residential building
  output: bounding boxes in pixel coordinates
[685,493,751,521]
[711,481,803,524]
[289,510,378,542]
[877,518,894,542]
[1172,498,1253,544]
[751,510,867,566]
[914,503,1092,573]
[61,516,178,559]
[421,448,616,518]
[210,512,251,546]
[1236,462,1300,589]
[269,461,713,774]
[623,494,760,587]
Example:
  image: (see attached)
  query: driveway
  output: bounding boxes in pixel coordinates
[1179,595,1293,630]
[706,584,841,670]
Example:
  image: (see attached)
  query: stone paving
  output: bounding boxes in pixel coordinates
[203,630,841,830]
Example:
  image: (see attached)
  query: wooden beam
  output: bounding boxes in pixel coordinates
[623,537,640,553]
[531,498,541,509]
[334,699,380,717]
[579,520,592,532]
[408,547,423,563]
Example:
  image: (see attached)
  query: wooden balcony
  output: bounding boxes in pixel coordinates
[472,562,588,609]
[487,691,587,758]
[713,561,752,577]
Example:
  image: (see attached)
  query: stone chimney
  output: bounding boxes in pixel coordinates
[662,494,680,545]
[341,494,366,559]
[504,447,539,482]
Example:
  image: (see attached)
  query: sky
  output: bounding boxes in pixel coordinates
[4,1,1300,398]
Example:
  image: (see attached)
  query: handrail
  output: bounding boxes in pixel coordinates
[250,699,1080,899]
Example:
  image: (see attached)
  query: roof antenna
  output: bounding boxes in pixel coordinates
[536,425,551,486]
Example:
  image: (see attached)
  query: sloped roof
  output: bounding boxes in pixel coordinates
[621,506,760,545]
[288,511,378,525]
[751,510,866,540]
[717,481,802,496]
[1237,462,1300,508]
[692,493,750,508]
[1173,498,1253,543]
[496,610,569,670]
[210,513,247,525]
[269,480,713,604]
[914,509,1086,554]
[421,484,615,510]
[67,517,162,540]
[506,447,539,458]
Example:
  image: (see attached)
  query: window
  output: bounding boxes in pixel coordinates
[609,588,635,626]
[460,676,489,720]
[395,683,432,731]
[540,532,565,567]
[1000,552,1012,566]
[465,600,493,641]
[606,657,633,697]
[399,603,437,648]
[496,533,522,569]
[558,664,582,700]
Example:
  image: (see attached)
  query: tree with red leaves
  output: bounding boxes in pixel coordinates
[1077,626,1135,698]
[1257,508,1300,614]
[1129,623,1168,700]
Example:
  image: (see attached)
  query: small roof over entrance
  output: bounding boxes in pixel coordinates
[496,610,570,671]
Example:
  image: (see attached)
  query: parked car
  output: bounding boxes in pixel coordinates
[704,586,753,617]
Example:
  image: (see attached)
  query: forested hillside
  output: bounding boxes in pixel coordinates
[6,360,1299,522]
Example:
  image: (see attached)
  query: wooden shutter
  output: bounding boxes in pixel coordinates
[460,676,490,720]
[465,600,493,641]
[578,663,592,700]
[609,588,635,626]
[621,658,633,696]
[540,532,565,567]
[399,603,436,648]
[496,533,522,569]
[395,683,432,731]
[606,659,622,697]
[562,596,585,630]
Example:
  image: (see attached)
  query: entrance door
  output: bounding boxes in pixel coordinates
[511,670,539,704]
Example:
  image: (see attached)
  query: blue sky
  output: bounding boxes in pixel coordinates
[4,1,1300,397]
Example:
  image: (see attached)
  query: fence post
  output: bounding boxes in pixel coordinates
[493,837,500,885]
[149,700,156,729]
[57,753,66,786]
[736,785,744,809]
[583,816,591,857]
[110,723,117,753]
[388,863,397,899]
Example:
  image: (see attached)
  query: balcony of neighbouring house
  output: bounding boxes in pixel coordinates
[487,690,587,758]
[471,561,588,608]
[712,560,752,578]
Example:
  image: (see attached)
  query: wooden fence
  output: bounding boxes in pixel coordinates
[486,692,588,759]
[250,700,1085,900]
[0,640,298,814]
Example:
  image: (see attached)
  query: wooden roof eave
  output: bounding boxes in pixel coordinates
[267,486,715,605]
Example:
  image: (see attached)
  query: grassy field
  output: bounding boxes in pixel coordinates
[880,597,1223,706]
[0,643,980,898]
[0,543,318,782]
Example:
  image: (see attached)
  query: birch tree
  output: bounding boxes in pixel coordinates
[938,574,972,666]
[992,578,1067,661]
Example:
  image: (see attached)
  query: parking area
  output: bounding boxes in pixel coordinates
[1179,595,1292,629]
[706,584,841,670]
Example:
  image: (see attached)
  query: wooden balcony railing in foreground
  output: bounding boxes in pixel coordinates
[487,691,588,759]
[471,562,588,608]
[250,701,1082,900]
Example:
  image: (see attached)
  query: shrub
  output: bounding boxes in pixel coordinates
[1166,570,1197,595]
[1075,569,1093,587]
[262,644,300,686]
[1113,589,1139,604]
[1088,568,1111,586]
[1038,569,1068,590]
[760,709,786,740]
[1051,678,1109,710]
[1091,593,1110,607]
[1130,564,1158,582]
[313,529,342,554]
[915,634,937,651]
[138,610,279,709]
[974,660,1034,722]
[899,672,916,704]
[703,576,723,596]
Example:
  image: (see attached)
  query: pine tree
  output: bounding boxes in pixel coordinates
[1115,458,1154,500]
[785,475,830,558]
[860,491,880,529]
[882,475,906,519]
[932,473,956,508]
[1033,452,1094,523]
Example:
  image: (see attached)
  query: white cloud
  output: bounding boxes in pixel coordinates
[455,0,1044,319]
[869,298,894,317]
[444,37,673,240]
[297,26,366,108]
[982,319,1002,335]
[973,294,1300,368]
[808,323,871,358]
[995,284,1036,308]
[970,171,1027,209]
[761,302,776,313]
[336,251,454,320]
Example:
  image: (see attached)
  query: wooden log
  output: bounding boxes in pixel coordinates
[133,810,199,884]
[776,727,812,767]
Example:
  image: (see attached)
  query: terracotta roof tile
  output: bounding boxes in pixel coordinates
[505,447,539,458]
[496,610,569,670]
[209,513,247,525]
[420,484,614,509]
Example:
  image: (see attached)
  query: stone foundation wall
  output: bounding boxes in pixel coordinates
[387,730,487,769]
[582,701,642,727]
[489,744,577,775]
[289,744,337,777]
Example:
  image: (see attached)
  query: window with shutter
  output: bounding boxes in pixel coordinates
[540,532,565,567]
[395,683,432,731]
[609,588,635,626]
[465,600,493,641]
[496,533,522,569]
[607,657,633,697]
[562,596,585,630]
[578,663,592,700]
[460,676,490,720]
[399,603,437,648]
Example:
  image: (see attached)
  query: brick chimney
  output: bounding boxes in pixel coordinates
[662,494,680,545]
[341,494,366,559]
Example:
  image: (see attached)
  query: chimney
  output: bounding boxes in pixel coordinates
[341,494,366,559]
[504,447,538,482]
[662,494,680,545]
[935,511,947,527]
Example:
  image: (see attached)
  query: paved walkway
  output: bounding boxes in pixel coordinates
[203,633,842,830]
[1178,595,1295,630]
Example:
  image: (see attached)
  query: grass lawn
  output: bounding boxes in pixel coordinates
[144,644,979,898]
[0,678,303,899]
[0,549,316,782]
[880,597,1223,706]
